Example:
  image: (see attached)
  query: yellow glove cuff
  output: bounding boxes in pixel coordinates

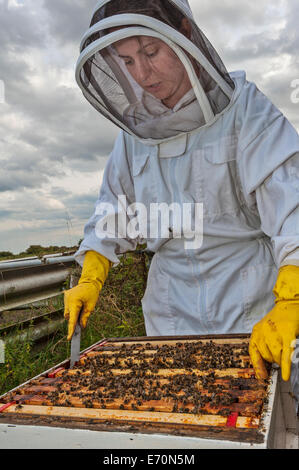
[273,265,299,302]
[78,250,112,292]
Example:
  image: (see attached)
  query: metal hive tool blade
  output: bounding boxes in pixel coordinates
[70,321,81,368]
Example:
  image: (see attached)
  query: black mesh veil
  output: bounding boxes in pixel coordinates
[76,0,235,142]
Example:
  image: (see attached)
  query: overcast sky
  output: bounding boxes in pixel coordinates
[0,0,298,254]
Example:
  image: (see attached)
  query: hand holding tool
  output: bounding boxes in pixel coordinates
[64,251,111,341]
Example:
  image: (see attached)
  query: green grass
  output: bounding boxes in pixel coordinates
[0,251,148,396]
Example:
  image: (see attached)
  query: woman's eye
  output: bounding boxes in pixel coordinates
[146,50,158,58]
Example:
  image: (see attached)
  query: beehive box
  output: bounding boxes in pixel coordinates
[0,335,283,449]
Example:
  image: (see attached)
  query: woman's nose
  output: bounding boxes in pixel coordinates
[135,56,152,83]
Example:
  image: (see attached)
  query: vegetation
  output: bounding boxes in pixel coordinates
[0,251,150,396]
[0,251,14,258]
[0,243,80,261]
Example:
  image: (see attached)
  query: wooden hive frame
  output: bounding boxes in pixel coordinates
[0,334,273,445]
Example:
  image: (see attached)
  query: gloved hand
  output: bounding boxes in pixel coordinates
[64,251,111,340]
[249,265,299,382]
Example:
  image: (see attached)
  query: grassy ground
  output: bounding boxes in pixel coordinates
[0,251,149,396]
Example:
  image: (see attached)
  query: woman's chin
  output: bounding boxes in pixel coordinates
[147,88,166,100]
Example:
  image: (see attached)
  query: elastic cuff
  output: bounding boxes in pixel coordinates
[280,259,299,268]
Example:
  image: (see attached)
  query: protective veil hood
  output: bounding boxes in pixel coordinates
[76,0,235,144]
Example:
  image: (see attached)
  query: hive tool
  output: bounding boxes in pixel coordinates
[70,308,83,368]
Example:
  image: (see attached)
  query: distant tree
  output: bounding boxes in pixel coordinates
[25,245,44,255]
[0,251,13,258]
[22,244,79,257]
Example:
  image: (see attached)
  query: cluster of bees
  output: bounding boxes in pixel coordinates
[5,341,265,417]
[42,341,254,415]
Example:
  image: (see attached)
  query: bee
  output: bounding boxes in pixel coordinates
[83,399,94,408]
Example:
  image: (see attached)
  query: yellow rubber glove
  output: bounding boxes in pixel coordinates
[64,251,111,340]
[249,265,299,382]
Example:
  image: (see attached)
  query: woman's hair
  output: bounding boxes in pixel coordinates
[91,0,186,34]
[86,0,234,97]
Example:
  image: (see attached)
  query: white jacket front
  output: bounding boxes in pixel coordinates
[75,69,299,336]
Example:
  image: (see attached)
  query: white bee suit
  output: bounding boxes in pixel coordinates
[75,0,299,336]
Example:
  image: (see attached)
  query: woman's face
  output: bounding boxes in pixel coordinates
[114,36,192,109]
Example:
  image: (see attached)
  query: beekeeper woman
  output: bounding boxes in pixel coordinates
[64,0,299,387]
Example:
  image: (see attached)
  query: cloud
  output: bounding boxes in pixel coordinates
[0,0,118,252]
[43,0,96,46]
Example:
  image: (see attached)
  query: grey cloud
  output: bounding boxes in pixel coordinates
[0,209,11,219]
[0,172,48,193]
[64,193,99,219]
[0,1,46,49]
[224,28,299,67]
[0,141,67,193]
[50,186,72,198]
[191,0,285,32]
[191,0,298,72]
[43,0,96,45]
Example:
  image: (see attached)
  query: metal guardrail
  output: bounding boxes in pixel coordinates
[0,250,151,313]
[0,253,76,271]
[0,308,66,347]
[0,255,76,312]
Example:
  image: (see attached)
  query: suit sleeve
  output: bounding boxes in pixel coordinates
[255,151,299,267]
[237,81,299,267]
[74,131,139,267]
